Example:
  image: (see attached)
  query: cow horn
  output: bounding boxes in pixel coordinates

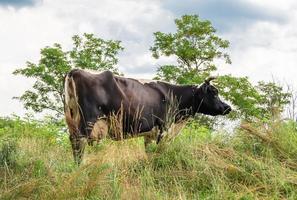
[205,76,217,84]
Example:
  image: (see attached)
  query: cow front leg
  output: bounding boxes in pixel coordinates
[156,126,164,144]
[70,135,86,165]
[144,135,153,150]
[143,127,159,151]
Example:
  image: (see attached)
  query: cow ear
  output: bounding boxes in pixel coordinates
[201,83,208,93]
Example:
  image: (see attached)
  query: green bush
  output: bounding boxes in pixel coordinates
[0,139,18,168]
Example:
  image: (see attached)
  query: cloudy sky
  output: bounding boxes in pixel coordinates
[1,0,297,116]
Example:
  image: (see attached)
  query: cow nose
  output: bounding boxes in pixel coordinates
[223,105,231,114]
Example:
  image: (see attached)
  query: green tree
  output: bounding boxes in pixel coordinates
[257,81,291,119]
[216,77,291,121]
[13,33,123,117]
[216,75,262,120]
[70,33,123,71]
[151,14,231,84]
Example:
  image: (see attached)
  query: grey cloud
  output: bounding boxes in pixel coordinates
[118,51,157,75]
[162,0,288,32]
[119,64,157,79]
[120,64,157,75]
[0,0,38,7]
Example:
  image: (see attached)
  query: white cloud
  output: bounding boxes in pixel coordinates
[218,14,297,86]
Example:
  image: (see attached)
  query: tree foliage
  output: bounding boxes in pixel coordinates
[151,14,231,84]
[70,33,123,72]
[13,33,123,117]
[216,76,262,120]
[257,81,291,119]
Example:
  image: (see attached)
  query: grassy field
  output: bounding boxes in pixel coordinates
[0,117,296,200]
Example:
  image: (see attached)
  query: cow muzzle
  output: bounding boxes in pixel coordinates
[223,105,232,115]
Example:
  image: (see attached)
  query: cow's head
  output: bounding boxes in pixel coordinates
[195,77,231,116]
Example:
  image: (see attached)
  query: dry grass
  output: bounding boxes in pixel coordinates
[0,118,296,199]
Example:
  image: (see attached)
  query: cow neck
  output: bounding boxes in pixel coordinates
[191,86,203,115]
[171,85,197,116]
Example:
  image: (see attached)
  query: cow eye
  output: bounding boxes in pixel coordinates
[210,88,218,95]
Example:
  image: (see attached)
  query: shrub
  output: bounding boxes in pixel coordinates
[0,139,18,168]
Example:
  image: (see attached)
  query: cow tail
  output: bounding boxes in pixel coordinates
[64,73,81,136]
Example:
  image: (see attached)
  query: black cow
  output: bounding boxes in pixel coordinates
[64,69,231,164]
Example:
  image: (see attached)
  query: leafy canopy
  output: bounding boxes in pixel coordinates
[257,81,291,119]
[13,33,123,117]
[151,14,231,84]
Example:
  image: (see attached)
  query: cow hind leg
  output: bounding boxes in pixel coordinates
[143,127,159,152]
[156,126,164,144]
[144,135,153,150]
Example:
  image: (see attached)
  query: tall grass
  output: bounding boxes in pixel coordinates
[0,117,296,199]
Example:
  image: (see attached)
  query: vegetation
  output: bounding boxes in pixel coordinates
[0,117,296,199]
[151,15,231,84]
[5,14,296,200]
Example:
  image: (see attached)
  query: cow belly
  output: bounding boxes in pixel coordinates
[123,116,158,135]
[88,108,162,141]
